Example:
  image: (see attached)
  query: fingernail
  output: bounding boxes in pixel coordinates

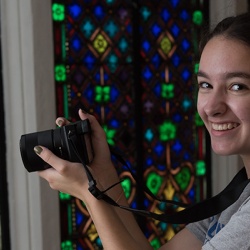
[58,119,63,127]
[34,146,43,155]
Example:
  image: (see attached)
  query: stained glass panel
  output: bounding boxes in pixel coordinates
[51,1,210,249]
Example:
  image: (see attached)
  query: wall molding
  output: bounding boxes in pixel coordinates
[1,0,60,249]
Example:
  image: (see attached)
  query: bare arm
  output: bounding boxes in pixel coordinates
[38,110,152,249]
[37,110,202,249]
[160,228,202,250]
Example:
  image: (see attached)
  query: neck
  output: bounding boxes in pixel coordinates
[241,156,250,178]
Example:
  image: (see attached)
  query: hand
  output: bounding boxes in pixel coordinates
[37,147,89,200]
[36,110,119,202]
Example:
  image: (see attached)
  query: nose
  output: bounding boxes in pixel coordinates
[200,93,227,117]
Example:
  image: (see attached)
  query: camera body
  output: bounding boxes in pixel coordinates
[20,119,94,172]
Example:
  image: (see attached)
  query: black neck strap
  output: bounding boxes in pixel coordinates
[69,132,250,224]
[119,167,249,224]
[89,164,249,224]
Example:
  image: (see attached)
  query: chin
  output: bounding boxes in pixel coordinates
[212,145,235,156]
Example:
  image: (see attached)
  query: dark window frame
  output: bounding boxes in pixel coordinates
[0,6,11,248]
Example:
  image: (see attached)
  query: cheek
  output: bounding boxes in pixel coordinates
[197,97,206,119]
[231,104,250,122]
[237,114,250,122]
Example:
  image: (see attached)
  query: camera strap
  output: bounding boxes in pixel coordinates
[109,149,250,223]
[69,132,250,224]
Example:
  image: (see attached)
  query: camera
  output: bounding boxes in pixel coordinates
[20,119,94,172]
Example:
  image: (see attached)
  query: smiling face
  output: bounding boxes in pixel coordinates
[197,36,250,160]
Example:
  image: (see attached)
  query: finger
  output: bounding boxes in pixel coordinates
[34,145,68,173]
[78,110,110,162]
[78,109,100,133]
[37,166,68,192]
[38,167,56,181]
[55,117,70,127]
[78,109,97,133]
[78,108,89,120]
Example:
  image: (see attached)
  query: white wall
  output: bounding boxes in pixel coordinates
[0,0,248,249]
[1,0,60,249]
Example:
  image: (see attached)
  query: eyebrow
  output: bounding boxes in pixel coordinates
[197,70,250,79]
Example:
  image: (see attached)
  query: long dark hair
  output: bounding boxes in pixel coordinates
[200,12,250,53]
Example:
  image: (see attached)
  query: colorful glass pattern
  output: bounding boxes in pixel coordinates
[52,0,209,249]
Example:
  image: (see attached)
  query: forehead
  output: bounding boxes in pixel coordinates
[199,36,250,77]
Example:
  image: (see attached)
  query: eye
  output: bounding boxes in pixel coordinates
[230,83,247,91]
[198,82,211,89]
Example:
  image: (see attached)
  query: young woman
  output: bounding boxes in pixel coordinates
[35,12,250,249]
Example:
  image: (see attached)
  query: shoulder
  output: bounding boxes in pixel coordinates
[238,185,250,210]
[202,186,250,249]
[186,182,250,245]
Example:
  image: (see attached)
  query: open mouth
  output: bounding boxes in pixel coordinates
[212,123,239,131]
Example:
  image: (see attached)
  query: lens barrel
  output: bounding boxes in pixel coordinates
[20,119,94,172]
[20,130,54,172]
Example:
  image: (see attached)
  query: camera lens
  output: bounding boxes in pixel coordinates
[20,119,94,172]
[20,130,54,172]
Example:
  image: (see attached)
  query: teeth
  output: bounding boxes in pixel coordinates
[212,123,238,131]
